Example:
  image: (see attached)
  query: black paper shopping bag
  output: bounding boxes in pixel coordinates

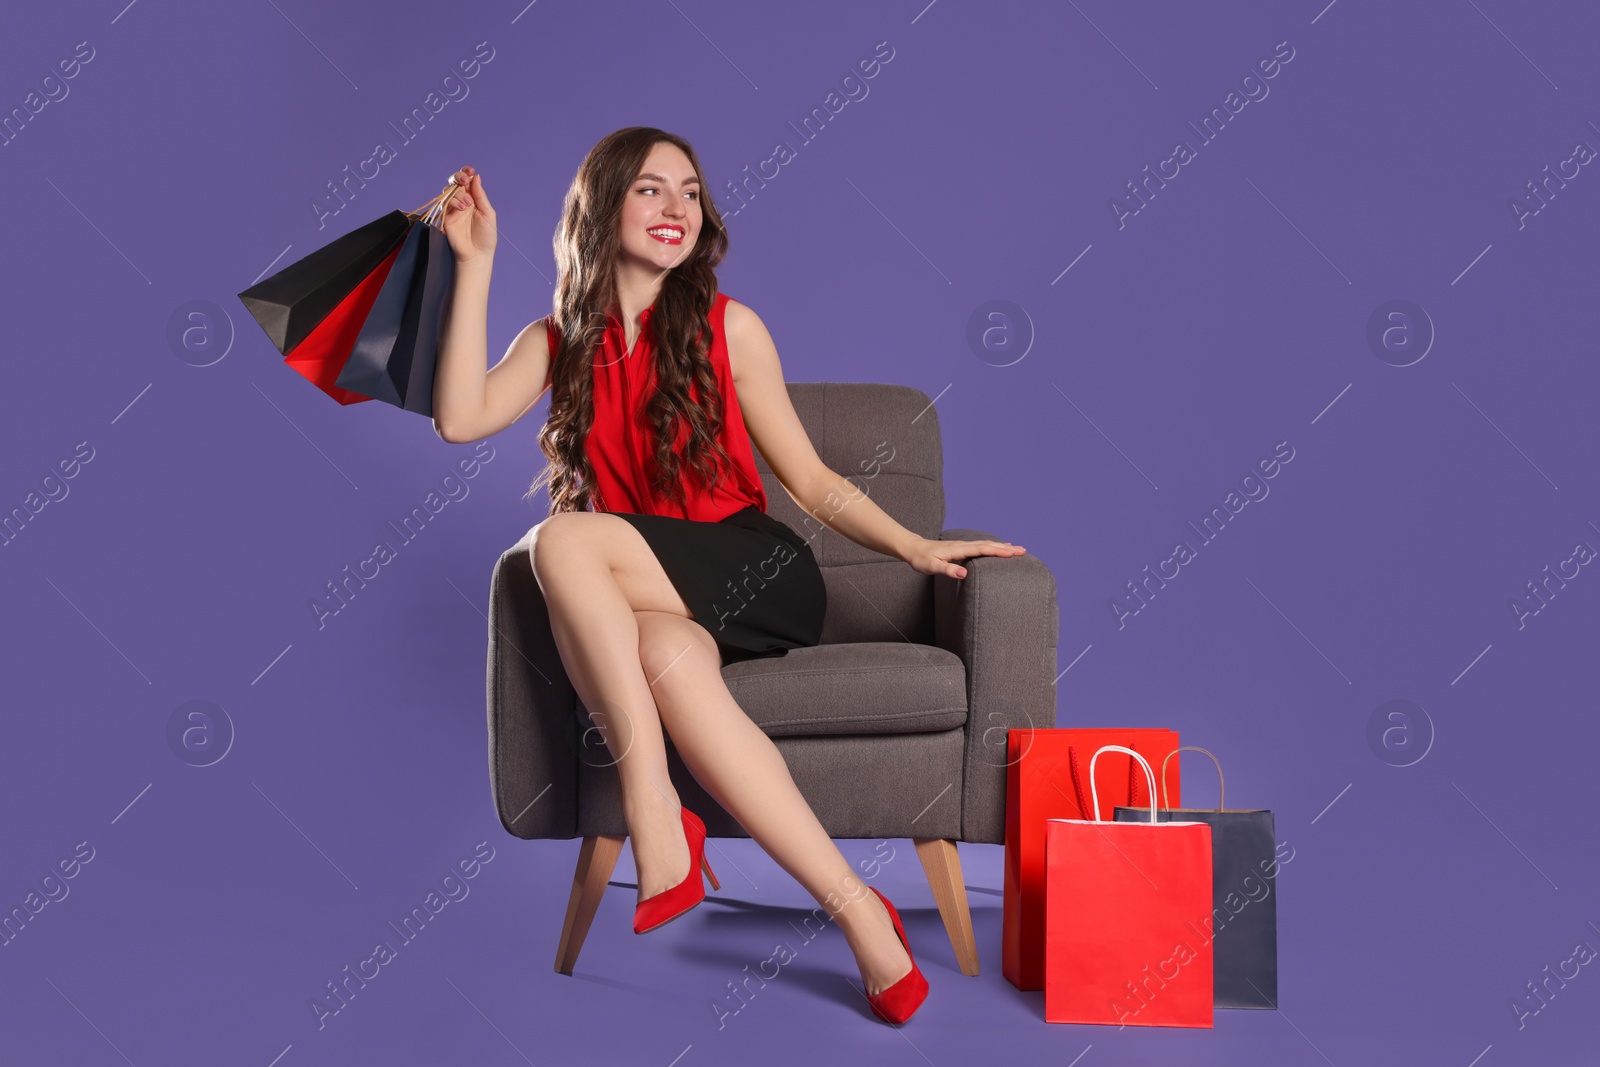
[238,210,413,357]
[1114,746,1280,1009]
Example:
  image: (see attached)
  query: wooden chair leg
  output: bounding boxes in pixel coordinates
[913,837,980,977]
[554,834,626,975]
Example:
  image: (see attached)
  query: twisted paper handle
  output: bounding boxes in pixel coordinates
[1069,743,1148,818]
[408,175,468,226]
[1088,746,1158,825]
[1160,745,1223,811]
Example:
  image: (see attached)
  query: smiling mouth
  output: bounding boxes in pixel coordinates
[647,226,685,243]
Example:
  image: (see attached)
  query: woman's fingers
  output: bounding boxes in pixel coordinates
[946,540,1025,573]
[446,167,485,213]
[913,538,1024,579]
[469,173,494,212]
[960,540,1025,556]
[439,170,492,244]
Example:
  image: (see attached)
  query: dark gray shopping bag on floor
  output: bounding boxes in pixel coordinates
[1114,746,1280,1009]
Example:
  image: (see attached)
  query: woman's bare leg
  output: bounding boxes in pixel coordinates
[527,512,702,902]
[632,608,913,996]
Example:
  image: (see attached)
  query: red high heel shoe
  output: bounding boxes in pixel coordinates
[633,806,720,935]
[864,887,929,1025]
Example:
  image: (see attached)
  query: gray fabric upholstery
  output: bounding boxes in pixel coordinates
[763,384,944,646]
[485,382,1058,848]
[934,529,1060,843]
[719,641,967,737]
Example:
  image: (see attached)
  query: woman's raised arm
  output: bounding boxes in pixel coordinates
[432,166,554,444]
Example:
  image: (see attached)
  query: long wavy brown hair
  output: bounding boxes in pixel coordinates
[524,127,737,515]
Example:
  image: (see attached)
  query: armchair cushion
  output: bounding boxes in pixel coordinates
[719,641,968,737]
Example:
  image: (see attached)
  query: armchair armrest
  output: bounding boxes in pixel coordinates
[486,542,580,839]
[933,528,1058,844]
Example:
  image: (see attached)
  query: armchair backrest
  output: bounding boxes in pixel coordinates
[755,383,945,646]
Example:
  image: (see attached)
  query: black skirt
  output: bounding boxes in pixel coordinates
[611,505,828,665]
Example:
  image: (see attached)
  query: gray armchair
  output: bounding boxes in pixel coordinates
[485,382,1058,975]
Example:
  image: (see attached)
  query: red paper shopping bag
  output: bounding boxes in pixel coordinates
[1045,746,1214,1027]
[280,239,406,406]
[1003,727,1182,990]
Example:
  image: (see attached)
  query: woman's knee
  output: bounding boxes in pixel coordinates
[530,515,694,618]
[527,512,604,585]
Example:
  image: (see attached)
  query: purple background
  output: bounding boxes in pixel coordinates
[3,0,1597,1063]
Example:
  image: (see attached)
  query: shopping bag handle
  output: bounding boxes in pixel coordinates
[1159,746,1223,811]
[1089,745,1158,824]
[408,176,470,226]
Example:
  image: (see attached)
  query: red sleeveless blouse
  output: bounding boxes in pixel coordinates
[544,291,769,522]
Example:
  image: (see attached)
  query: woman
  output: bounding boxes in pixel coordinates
[430,127,1025,1026]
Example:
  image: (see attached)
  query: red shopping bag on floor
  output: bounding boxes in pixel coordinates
[1003,727,1182,991]
[1045,746,1214,1027]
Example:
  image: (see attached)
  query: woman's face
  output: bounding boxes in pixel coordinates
[617,141,701,272]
